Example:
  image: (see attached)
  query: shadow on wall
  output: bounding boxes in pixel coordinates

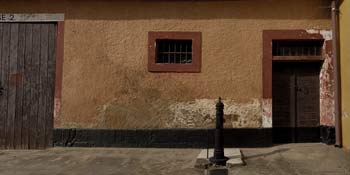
[0,0,331,20]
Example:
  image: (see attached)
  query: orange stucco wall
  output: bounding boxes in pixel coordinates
[0,0,332,129]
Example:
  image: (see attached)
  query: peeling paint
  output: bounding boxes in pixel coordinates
[306,29,332,41]
[302,30,335,126]
[320,46,335,126]
[262,98,272,128]
[94,98,264,129]
[167,99,262,128]
[301,31,335,126]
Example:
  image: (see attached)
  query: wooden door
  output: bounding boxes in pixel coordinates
[0,23,57,149]
[273,62,321,143]
[272,63,296,143]
[295,63,321,142]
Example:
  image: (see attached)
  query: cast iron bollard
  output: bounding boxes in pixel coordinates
[209,97,229,166]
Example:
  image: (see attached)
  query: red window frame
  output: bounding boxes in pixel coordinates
[148,31,201,73]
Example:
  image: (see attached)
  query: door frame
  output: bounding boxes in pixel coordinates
[262,30,334,135]
[0,13,64,147]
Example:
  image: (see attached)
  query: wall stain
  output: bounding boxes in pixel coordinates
[167,99,262,128]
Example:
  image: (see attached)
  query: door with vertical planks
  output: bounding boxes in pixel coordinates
[273,62,321,143]
[295,63,321,142]
[272,62,296,143]
[0,23,57,149]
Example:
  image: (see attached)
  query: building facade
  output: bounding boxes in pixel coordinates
[0,0,337,149]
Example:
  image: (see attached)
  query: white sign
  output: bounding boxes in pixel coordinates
[0,13,64,22]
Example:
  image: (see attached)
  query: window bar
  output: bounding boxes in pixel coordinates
[304,47,307,56]
[273,41,323,57]
[162,42,165,63]
[180,44,182,64]
[318,47,321,56]
[279,45,282,56]
[168,42,171,64]
[310,46,314,56]
[302,47,304,56]
[301,47,304,56]
[293,47,296,56]
[187,45,193,64]
[185,43,188,63]
[288,47,291,56]
[174,43,177,63]
[314,46,317,56]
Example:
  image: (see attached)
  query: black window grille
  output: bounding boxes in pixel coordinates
[273,40,323,56]
[156,39,192,64]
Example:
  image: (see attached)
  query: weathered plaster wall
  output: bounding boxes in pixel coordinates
[0,0,331,129]
[319,38,336,126]
[304,30,335,126]
[340,0,350,150]
[319,48,336,126]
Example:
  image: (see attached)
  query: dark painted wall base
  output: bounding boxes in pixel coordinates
[273,127,321,143]
[273,126,336,145]
[53,126,335,148]
[54,128,272,148]
[320,126,336,145]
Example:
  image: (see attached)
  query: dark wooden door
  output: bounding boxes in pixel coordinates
[0,23,57,149]
[295,63,321,142]
[273,62,321,143]
[272,63,296,143]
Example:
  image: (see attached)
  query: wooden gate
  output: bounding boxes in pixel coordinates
[272,62,321,143]
[0,23,57,149]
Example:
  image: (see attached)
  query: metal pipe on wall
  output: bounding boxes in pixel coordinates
[331,0,342,147]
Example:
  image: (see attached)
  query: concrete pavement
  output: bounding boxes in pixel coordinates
[0,143,349,175]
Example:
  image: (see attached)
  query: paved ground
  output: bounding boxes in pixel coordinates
[0,143,349,175]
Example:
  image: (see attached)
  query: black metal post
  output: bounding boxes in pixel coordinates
[209,97,228,166]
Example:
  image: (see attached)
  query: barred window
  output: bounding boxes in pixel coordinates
[273,40,323,56]
[156,40,192,64]
[148,32,201,72]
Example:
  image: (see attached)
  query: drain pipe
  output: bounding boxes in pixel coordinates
[331,0,342,147]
